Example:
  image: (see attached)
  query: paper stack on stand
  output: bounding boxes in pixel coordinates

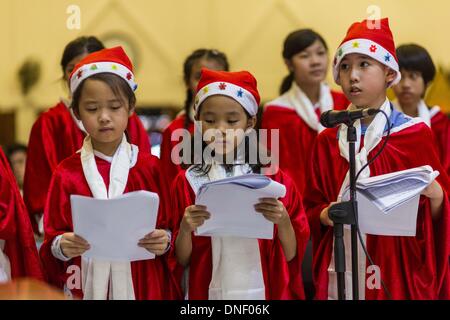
[71,190,159,262]
[195,174,286,239]
[342,165,440,236]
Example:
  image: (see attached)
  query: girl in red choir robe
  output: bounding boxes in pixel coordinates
[303,18,449,300]
[261,29,349,194]
[39,47,179,300]
[160,49,229,183]
[392,44,450,176]
[0,147,43,282]
[24,36,150,235]
[170,68,310,300]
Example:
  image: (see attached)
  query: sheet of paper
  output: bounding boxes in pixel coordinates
[355,165,436,188]
[71,190,159,262]
[341,165,439,236]
[351,190,420,236]
[195,175,286,239]
[354,166,439,213]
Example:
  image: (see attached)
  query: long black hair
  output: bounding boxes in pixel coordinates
[280,29,328,94]
[182,49,229,128]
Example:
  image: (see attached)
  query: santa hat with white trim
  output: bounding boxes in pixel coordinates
[69,46,137,94]
[194,68,260,116]
[333,18,401,86]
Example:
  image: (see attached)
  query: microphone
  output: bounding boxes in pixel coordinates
[320,108,379,128]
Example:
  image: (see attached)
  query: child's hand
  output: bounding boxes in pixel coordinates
[421,180,445,220]
[254,198,290,226]
[320,202,336,227]
[60,232,90,258]
[138,229,170,256]
[421,180,443,200]
[180,205,210,233]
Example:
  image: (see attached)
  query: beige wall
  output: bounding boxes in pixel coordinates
[1,0,450,143]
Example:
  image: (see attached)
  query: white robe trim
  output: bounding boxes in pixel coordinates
[392,99,440,128]
[264,82,336,133]
[79,134,138,300]
[185,163,266,300]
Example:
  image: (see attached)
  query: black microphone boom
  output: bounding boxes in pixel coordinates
[320,108,379,128]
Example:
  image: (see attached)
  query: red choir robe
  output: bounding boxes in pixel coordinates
[303,117,450,300]
[261,91,349,195]
[169,168,310,299]
[39,151,180,299]
[0,148,43,280]
[160,113,194,183]
[430,111,450,176]
[24,101,151,233]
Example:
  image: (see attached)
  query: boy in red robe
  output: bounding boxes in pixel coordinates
[39,47,179,300]
[0,147,43,282]
[170,69,310,299]
[303,18,449,300]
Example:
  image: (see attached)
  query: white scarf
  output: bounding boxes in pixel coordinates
[288,82,335,132]
[185,162,266,300]
[80,134,138,300]
[0,240,11,283]
[328,98,391,300]
[393,99,440,128]
[337,98,392,199]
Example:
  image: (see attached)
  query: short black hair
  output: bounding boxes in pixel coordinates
[396,44,436,86]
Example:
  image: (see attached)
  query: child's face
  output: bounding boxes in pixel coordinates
[286,39,328,86]
[197,95,256,157]
[338,53,396,108]
[9,150,26,188]
[77,79,132,150]
[188,59,226,96]
[392,69,425,107]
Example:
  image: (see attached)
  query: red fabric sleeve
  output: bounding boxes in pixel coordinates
[0,149,43,280]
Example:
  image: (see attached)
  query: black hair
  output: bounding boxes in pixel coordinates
[5,143,27,164]
[396,44,436,87]
[182,49,229,128]
[71,73,136,116]
[60,36,104,79]
[280,29,328,94]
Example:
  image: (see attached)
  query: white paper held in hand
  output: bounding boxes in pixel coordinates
[195,174,286,239]
[342,165,440,236]
[70,190,159,262]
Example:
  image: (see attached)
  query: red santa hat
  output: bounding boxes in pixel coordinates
[194,68,260,116]
[69,46,137,94]
[333,18,401,86]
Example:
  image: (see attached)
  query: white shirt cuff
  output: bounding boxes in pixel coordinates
[51,235,71,262]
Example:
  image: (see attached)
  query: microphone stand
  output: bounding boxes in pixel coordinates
[328,121,359,300]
